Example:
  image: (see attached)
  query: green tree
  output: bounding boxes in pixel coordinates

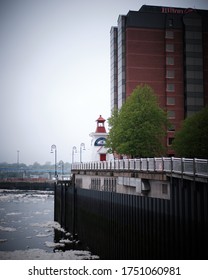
[106,85,168,157]
[173,106,208,158]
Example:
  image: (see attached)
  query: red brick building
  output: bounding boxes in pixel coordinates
[110,5,208,156]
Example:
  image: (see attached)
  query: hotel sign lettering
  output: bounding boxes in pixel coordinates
[161,7,194,14]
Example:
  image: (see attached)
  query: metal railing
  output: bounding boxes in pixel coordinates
[72,157,208,178]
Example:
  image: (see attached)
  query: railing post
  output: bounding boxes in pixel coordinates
[171,157,173,174]
[162,157,164,172]
[181,157,184,176]
[126,159,129,170]
[71,174,76,239]
[193,158,196,177]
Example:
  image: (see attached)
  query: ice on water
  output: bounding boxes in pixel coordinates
[0,189,98,260]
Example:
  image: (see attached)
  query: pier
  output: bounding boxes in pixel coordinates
[54,157,208,259]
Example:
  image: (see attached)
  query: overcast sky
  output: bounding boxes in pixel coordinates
[0,0,207,165]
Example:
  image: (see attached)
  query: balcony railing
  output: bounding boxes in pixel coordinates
[72,157,208,179]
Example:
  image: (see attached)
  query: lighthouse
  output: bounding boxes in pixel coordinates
[90,115,111,162]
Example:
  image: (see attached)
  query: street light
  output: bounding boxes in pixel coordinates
[80,143,85,163]
[51,144,57,179]
[72,146,77,164]
[17,150,20,165]
[58,160,64,180]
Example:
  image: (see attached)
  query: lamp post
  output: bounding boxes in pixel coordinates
[80,143,85,163]
[58,160,64,180]
[72,146,77,164]
[17,150,20,165]
[51,144,57,179]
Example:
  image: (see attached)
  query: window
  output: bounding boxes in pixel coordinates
[167,110,175,119]
[166,56,174,65]
[187,97,204,106]
[168,19,173,27]
[166,44,174,52]
[186,31,202,40]
[186,57,203,66]
[166,69,175,78]
[167,97,175,105]
[168,137,174,145]
[186,44,202,53]
[166,30,174,39]
[167,83,175,92]
[186,71,203,79]
[187,84,203,92]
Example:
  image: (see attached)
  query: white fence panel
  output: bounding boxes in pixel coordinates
[71,157,208,178]
[183,158,194,175]
[195,159,208,177]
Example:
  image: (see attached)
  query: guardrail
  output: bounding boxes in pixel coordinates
[72,157,208,178]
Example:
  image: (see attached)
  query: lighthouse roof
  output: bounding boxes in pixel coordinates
[96,115,106,122]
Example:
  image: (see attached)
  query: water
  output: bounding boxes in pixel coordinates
[0,189,98,260]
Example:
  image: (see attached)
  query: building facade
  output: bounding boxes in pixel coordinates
[110,5,208,155]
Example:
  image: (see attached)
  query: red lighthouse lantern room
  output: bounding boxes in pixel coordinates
[95,115,106,133]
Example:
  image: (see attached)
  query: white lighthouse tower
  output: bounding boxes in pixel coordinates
[90,115,111,162]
